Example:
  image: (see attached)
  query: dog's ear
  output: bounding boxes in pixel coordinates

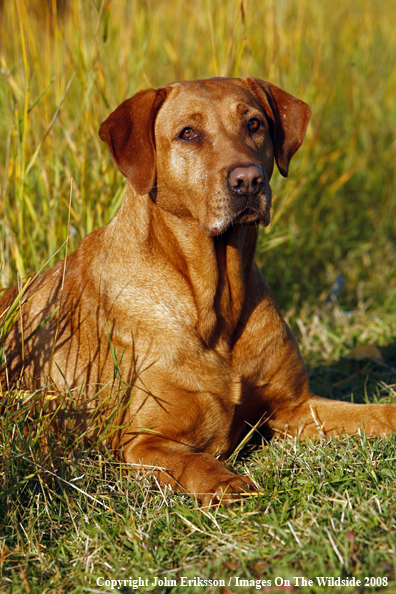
[241,77,311,177]
[99,88,170,195]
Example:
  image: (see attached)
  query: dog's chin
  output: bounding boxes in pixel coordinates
[208,207,271,237]
[233,206,271,228]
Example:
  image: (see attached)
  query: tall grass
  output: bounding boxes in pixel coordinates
[1,2,396,592]
[0,0,395,313]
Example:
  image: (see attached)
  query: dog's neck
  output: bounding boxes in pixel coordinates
[115,186,258,349]
[210,227,257,347]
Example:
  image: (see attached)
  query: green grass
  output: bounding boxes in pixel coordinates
[2,360,396,593]
[1,0,396,592]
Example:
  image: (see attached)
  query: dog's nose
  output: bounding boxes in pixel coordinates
[228,165,264,194]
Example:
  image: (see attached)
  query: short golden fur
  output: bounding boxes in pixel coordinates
[1,77,395,505]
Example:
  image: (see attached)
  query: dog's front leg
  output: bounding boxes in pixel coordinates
[267,395,396,439]
[121,436,256,507]
[233,268,396,439]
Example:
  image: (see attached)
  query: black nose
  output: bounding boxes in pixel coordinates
[228,165,264,195]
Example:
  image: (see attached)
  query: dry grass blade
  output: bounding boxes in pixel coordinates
[0,0,395,591]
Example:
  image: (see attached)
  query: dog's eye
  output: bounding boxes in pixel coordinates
[179,127,197,140]
[248,118,260,133]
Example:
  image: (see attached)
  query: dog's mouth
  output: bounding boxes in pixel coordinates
[208,206,270,236]
[208,190,272,236]
[232,197,271,228]
[233,206,261,225]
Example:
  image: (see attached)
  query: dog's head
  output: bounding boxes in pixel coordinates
[99,77,311,236]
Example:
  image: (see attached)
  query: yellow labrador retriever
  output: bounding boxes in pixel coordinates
[1,77,395,505]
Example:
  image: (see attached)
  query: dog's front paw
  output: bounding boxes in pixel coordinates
[198,474,257,508]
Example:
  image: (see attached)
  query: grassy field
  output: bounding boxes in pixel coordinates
[1,0,396,592]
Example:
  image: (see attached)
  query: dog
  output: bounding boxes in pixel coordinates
[1,77,395,506]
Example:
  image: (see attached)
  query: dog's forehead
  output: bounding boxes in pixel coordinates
[156,78,257,129]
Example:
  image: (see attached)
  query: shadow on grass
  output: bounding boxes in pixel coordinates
[307,338,396,404]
